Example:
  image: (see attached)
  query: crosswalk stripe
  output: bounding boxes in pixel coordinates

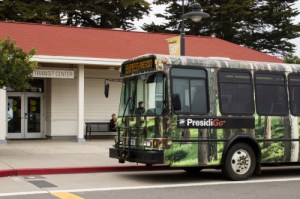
[51,192,84,199]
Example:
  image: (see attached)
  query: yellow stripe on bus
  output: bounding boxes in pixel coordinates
[51,192,84,199]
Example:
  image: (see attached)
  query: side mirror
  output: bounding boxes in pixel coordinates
[104,83,110,98]
[172,93,181,111]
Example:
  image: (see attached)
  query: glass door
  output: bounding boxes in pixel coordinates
[7,93,25,139]
[7,93,44,139]
[25,93,43,138]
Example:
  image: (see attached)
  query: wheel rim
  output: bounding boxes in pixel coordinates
[230,149,251,175]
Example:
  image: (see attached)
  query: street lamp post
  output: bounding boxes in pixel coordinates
[180,1,210,56]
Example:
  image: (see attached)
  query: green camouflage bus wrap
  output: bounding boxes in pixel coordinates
[112,54,300,167]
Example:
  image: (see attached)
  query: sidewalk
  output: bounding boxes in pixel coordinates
[0,139,170,177]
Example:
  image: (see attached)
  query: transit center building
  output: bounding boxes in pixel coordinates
[0,21,282,143]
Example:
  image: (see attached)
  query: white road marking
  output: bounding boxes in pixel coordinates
[11,176,23,182]
[1,177,300,197]
[0,191,48,197]
[49,177,300,193]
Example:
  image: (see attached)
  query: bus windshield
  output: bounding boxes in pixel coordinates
[119,72,167,117]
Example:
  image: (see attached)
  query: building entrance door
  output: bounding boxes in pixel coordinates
[7,92,44,139]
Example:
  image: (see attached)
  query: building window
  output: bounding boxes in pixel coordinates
[171,67,208,114]
[288,73,300,116]
[255,72,288,116]
[7,79,44,92]
[218,70,254,115]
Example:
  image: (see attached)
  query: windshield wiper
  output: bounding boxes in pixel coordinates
[161,100,168,115]
[122,96,132,123]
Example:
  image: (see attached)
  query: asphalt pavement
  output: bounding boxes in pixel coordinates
[0,138,169,177]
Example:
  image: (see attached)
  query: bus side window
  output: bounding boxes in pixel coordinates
[255,72,288,116]
[191,83,208,113]
[172,78,190,113]
[288,73,300,116]
[171,67,208,114]
[218,70,254,115]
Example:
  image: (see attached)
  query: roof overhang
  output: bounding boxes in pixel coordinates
[31,55,126,66]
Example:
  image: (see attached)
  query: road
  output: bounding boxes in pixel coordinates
[1,166,300,199]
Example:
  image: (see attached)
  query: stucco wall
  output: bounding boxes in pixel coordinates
[84,69,121,122]
[49,68,121,136]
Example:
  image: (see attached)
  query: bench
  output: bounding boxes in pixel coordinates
[85,122,115,140]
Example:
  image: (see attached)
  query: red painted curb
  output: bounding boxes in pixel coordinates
[0,165,173,177]
[0,169,17,177]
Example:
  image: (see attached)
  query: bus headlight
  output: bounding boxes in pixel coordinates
[144,139,152,147]
[153,139,159,148]
[130,138,136,146]
[143,138,172,149]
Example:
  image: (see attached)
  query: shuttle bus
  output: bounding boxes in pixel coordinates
[109,54,300,180]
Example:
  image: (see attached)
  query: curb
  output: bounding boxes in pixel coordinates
[0,165,173,177]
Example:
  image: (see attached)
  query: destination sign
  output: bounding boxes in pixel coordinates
[121,56,156,76]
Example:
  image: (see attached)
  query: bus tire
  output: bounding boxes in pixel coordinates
[223,143,256,181]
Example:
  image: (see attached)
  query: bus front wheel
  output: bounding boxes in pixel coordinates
[223,143,256,181]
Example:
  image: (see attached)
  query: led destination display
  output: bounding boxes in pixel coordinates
[121,56,156,76]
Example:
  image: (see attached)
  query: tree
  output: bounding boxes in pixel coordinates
[198,129,208,165]
[283,116,291,162]
[0,37,37,91]
[289,115,299,162]
[143,0,300,57]
[0,0,60,24]
[284,54,300,64]
[263,116,272,147]
[248,1,300,56]
[0,0,150,30]
[57,0,150,30]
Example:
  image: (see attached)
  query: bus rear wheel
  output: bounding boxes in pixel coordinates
[223,143,256,181]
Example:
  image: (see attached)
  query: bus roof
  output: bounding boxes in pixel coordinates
[121,54,300,77]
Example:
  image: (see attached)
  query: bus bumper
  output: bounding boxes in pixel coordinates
[109,147,164,164]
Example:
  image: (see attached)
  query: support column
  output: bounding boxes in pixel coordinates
[77,64,85,143]
[0,88,7,144]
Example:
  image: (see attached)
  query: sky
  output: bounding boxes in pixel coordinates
[291,1,300,56]
[133,0,300,57]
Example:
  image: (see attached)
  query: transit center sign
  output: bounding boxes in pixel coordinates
[33,69,74,79]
